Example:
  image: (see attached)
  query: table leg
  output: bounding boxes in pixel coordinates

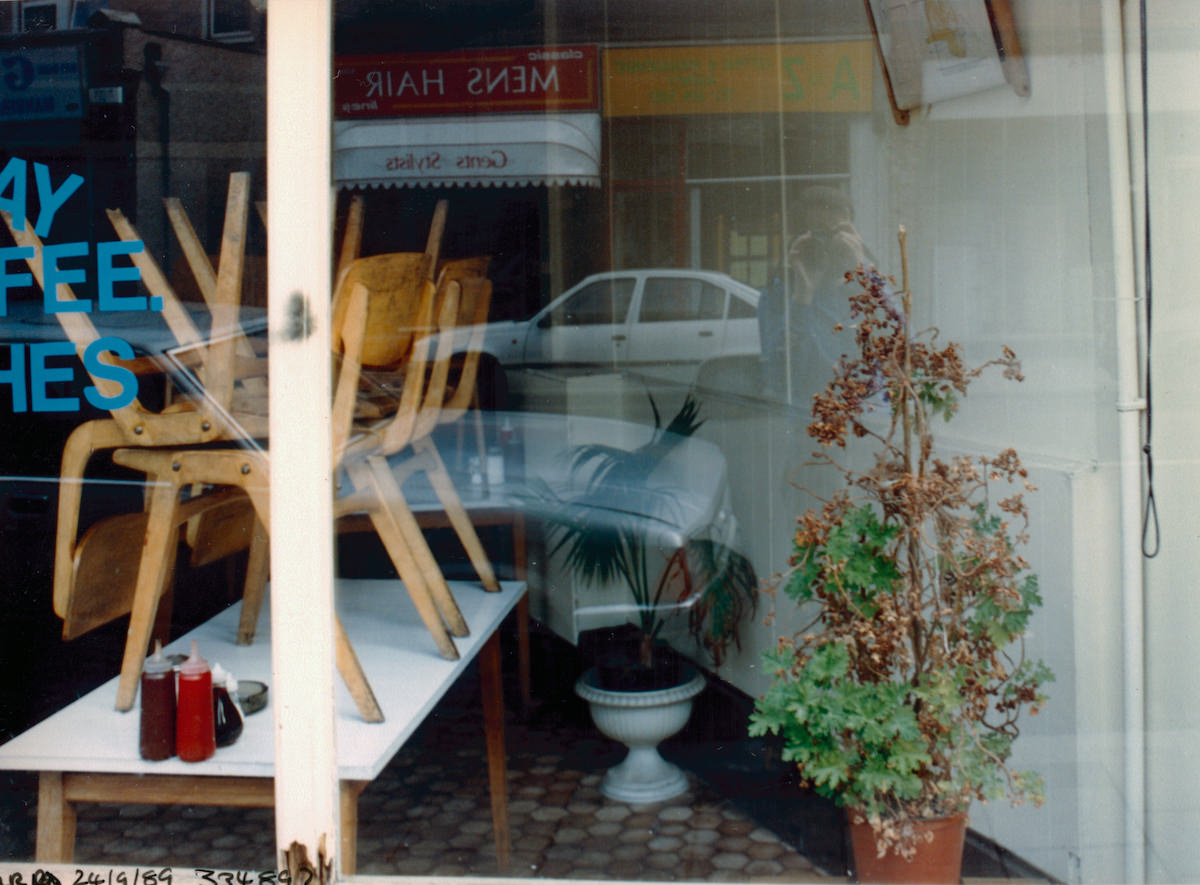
[35,772,75,863]
[511,513,527,583]
[512,514,532,715]
[340,780,368,875]
[479,630,510,871]
[516,594,532,716]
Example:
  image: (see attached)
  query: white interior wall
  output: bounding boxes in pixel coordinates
[701,2,1136,881]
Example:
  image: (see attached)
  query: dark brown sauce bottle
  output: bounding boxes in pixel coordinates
[139,640,176,761]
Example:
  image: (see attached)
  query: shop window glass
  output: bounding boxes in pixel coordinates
[639,277,725,323]
[0,0,271,869]
[547,276,635,326]
[607,119,684,180]
[3,1,1198,883]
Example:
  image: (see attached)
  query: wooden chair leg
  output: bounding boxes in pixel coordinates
[115,479,184,712]
[337,195,365,278]
[418,439,501,592]
[345,462,461,660]
[236,517,270,645]
[200,474,383,722]
[361,504,460,660]
[334,616,384,723]
[363,457,470,637]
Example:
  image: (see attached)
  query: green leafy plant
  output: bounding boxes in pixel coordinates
[749,234,1052,859]
[542,394,757,682]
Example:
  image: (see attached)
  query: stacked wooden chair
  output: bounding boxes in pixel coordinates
[110,201,505,719]
[381,255,500,590]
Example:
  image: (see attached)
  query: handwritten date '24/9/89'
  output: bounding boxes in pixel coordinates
[0,870,318,885]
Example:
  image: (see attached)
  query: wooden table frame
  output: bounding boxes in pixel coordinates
[33,630,510,874]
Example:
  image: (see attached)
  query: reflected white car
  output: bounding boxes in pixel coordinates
[456,269,761,388]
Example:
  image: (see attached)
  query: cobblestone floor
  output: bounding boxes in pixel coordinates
[60,671,832,881]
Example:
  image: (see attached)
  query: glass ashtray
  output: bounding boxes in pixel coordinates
[237,680,268,715]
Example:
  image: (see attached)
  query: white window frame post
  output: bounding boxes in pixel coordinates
[267,0,339,878]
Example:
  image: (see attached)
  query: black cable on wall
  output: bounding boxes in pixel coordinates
[1139,0,1160,558]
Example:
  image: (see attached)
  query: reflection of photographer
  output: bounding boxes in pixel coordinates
[787,187,871,306]
[759,187,873,402]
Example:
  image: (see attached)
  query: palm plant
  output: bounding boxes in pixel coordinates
[542,395,756,681]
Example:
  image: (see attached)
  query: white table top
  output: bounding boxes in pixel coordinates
[0,578,525,782]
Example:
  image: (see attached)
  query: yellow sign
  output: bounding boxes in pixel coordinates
[603,42,873,117]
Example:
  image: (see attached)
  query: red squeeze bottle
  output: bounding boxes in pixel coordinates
[139,640,175,761]
[176,640,216,762]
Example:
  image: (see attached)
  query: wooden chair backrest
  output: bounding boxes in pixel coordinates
[434,256,493,418]
[2,172,254,635]
[331,251,438,461]
[338,198,448,370]
[436,255,491,327]
[332,250,433,367]
[330,200,457,460]
[331,254,468,461]
[336,194,365,279]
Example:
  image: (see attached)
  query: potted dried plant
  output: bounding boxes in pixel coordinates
[748,231,1052,882]
[541,395,757,802]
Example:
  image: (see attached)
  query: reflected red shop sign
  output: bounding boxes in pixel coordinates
[334,46,599,118]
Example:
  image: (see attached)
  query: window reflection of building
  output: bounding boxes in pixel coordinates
[0,4,266,306]
[607,119,687,270]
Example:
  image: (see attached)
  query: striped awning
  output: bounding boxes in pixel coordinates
[333,113,600,189]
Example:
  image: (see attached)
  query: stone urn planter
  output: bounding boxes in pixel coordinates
[575,665,705,803]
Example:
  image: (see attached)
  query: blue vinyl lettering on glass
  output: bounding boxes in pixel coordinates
[1,156,163,412]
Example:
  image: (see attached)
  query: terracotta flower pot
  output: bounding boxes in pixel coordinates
[846,809,967,883]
